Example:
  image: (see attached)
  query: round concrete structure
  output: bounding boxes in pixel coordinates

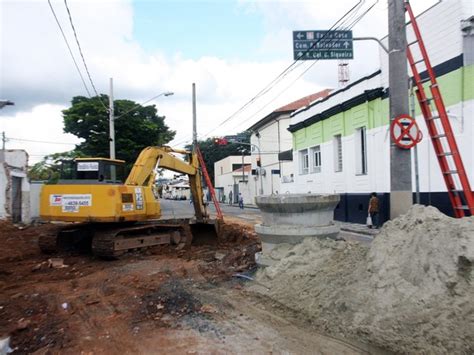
[255,193,340,266]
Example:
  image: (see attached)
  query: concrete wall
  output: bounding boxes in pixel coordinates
[29,181,44,220]
[0,150,31,223]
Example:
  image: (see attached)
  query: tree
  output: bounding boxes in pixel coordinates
[185,131,251,185]
[28,151,83,182]
[62,95,176,170]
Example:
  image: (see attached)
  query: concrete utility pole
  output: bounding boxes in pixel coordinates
[410,81,421,204]
[0,131,5,162]
[109,77,115,160]
[388,0,412,218]
[192,83,197,146]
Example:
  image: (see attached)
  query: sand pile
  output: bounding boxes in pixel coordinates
[253,205,474,354]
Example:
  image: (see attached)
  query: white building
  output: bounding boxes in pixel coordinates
[161,177,191,200]
[247,90,331,203]
[214,155,251,204]
[0,150,31,223]
[287,0,474,223]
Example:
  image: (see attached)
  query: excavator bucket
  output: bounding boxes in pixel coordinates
[188,219,221,246]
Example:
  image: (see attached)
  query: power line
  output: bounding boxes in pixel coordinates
[172,1,376,148]
[63,0,108,111]
[199,0,365,139]
[225,1,379,134]
[115,92,173,120]
[47,0,91,97]
[7,137,77,145]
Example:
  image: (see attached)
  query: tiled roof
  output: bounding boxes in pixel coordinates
[275,89,332,112]
[247,89,332,132]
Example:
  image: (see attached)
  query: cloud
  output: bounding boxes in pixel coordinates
[0,104,81,164]
[1,0,439,163]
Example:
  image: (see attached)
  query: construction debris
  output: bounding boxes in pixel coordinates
[253,205,474,354]
[48,258,68,269]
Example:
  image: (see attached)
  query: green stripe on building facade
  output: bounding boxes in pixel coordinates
[293,64,474,150]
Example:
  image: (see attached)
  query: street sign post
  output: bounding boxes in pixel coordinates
[293,30,353,60]
[390,114,423,149]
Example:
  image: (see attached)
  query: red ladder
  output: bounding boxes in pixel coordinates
[196,146,224,220]
[405,1,474,217]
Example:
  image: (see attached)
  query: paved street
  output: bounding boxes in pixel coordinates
[159,199,262,224]
[160,199,374,244]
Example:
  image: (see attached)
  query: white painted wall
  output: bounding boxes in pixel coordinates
[214,155,252,203]
[29,181,44,220]
[249,114,294,201]
[288,99,474,195]
[292,74,383,125]
[0,150,31,223]
[288,0,473,197]
[379,0,467,87]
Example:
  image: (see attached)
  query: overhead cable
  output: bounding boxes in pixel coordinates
[63,0,108,111]
[47,0,91,97]
[200,0,365,139]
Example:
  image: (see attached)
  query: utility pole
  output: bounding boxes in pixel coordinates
[388,0,412,218]
[241,149,245,184]
[410,81,420,204]
[109,77,115,160]
[0,131,5,162]
[192,83,197,146]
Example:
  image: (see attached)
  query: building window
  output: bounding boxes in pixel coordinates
[310,145,321,173]
[355,127,367,175]
[299,149,309,174]
[333,135,343,172]
[220,166,223,175]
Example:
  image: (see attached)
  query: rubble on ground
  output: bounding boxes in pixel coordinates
[253,205,474,354]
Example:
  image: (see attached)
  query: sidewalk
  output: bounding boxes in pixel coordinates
[336,221,380,237]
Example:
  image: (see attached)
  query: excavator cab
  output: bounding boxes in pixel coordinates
[58,158,126,184]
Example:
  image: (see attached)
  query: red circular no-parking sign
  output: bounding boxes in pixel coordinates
[390,114,423,149]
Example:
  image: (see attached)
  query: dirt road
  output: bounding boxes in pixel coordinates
[0,220,381,354]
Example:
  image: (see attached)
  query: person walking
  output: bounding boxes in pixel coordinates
[229,190,233,205]
[238,193,244,209]
[368,192,380,229]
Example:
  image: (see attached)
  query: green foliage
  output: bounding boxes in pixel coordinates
[28,151,83,182]
[62,95,176,170]
[186,131,251,185]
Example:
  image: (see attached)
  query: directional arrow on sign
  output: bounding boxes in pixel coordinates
[296,32,304,40]
[343,41,350,49]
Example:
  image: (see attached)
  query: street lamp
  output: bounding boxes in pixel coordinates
[0,100,14,109]
[114,91,174,120]
[109,88,174,160]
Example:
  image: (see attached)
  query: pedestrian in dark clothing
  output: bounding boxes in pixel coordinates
[229,191,233,205]
[238,193,244,209]
[368,192,380,229]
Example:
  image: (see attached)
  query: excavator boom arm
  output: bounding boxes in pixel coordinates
[125,146,206,222]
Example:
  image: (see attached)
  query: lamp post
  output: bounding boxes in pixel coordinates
[0,100,14,109]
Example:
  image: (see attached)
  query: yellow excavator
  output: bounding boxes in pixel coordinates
[39,146,220,258]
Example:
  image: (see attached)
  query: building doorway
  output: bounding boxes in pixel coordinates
[12,176,22,223]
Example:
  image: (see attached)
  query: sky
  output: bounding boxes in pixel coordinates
[0,0,439,164]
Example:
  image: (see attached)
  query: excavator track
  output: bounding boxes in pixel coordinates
[91,223,191,259]
[38,219,214,259]
[38,223,94,254]
[38,228,60,254]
